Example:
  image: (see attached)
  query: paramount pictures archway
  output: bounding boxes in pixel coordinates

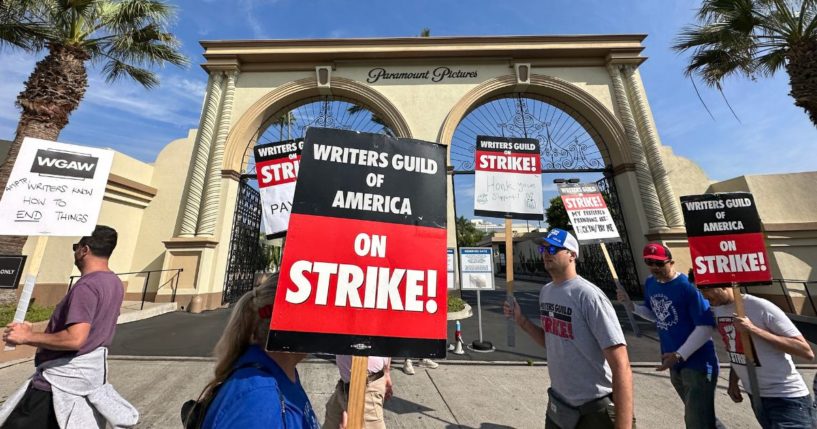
[163,36,687,309]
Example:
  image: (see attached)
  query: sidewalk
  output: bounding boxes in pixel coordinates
[0,356,799,428]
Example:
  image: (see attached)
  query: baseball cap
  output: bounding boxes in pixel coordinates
[535,228,580,258]
[643,243,672,261]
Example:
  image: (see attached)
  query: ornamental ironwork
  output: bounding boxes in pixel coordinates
[223,179,265,304]
[451,94,607,172]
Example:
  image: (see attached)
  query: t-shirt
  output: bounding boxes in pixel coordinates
[335,355,389,383]
[539,275,627,406]
[712,294,809,398]
[32,270,124,391]
[203,345,320,429]
[643,273,718,377]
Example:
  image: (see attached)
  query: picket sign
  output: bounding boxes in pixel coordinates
[347,356,369,429]
[3,236,48,351]
[732,282,762,414]
[556,182,639,336]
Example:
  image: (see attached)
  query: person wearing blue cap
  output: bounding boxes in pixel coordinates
[504,228,633,429]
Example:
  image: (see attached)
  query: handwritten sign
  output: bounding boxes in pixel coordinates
[473,135,543,220]
[557,182,620,244]
[0,138,113,236]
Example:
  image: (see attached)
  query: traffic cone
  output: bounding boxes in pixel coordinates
[452,320,465,355]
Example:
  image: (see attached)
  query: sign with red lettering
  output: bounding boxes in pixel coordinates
[681,192,771,286]
[556,182,620,244]
[267,128,448,358]
[254,139,303,238]
[473,136,543,220]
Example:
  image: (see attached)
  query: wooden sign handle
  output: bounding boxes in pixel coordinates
[505,218,516,347]
[346,355,369,429]
[732,283,761,409]
[5,236,48,351]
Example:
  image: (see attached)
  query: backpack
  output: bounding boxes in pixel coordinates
[181,362,286,429]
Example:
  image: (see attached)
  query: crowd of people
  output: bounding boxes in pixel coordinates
[1,225,815,429]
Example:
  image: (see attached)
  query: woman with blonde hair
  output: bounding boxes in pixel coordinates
[188,273,319,428]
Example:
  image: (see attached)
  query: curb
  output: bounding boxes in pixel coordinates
[117,302,178,325]
[447,303,473,321]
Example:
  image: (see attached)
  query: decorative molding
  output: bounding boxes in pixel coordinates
[607,64,667,230]
[622,65,684,228]
[763,222,817,232]
[199,71,238,236]
[221,169,242,182]
[107,173,157,197]
[163,237,219,249]
[611,163,637,176]
[438,73,633,170]
[645,228,688,242]
[222,76,412,173]
[180,73,224,237]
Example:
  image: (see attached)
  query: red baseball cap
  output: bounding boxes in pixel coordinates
[643,243,672,261]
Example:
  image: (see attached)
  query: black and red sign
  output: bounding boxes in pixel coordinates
[254,139,303,238]
[681,192,771,287]
[267,128,448,358]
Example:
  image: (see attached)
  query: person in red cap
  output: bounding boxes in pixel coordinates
[617,243,721,428]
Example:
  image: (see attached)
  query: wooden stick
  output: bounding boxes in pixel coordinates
[346,355,369,429]
[5,236,48,351]
[600,242,641,337]
[733,283,761,412]
[505,218,515,347]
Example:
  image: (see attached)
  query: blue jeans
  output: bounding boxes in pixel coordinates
[670,368,718,429]
[752,395,815,429]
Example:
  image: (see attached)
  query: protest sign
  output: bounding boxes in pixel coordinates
[447,248,457,290]
[0,138,113,236]
[254,138,303,238]
[459,248,494,290]
[0,256,26,289]
[681,192,771,287]
[473,135,543,220]
[556,182,620,244]
[556,182,639,336]
[267,127,448,358]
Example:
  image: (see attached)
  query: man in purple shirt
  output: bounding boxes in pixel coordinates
[2,225,125,429]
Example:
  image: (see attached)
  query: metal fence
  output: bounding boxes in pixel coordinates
[737,279,817,316]
[69,268,184,310]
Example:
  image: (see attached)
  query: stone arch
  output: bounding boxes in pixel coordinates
[438,74,632,168]
[223,76,413,173]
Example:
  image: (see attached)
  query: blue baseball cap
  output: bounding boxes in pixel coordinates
[535,228,580,258]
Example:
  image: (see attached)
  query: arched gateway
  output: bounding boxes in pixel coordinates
[162,35,688,310]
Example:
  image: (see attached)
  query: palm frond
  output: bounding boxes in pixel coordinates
[0,0,55,50]
[102,58,159,88]
[754,48,789,75]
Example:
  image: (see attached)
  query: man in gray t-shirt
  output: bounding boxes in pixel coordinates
[505,228,633,429]
[3,226,124,429]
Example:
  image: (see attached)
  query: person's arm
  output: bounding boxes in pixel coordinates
[604,344,634,429]
[616,287,656,322]
[3,322,90,351]
[733,314,814,360]
[656,325,716,371]
[727,367,743,403]
[503,298,544,348]
[383,358,393,401]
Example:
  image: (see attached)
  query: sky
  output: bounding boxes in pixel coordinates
[1,0,814,222]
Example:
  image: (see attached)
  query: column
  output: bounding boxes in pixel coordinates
[179,72,224,236]
[622,65,685,228]
[198,70,237,236]
[607,63,668,231]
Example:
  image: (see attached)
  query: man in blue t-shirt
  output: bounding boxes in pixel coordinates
[618,243,720,428]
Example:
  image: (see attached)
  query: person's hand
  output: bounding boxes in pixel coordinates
[727,378,743,403]
[339,411,347,429]
[655,352,681,371]
[616,288,634,311]
[3,322,32,346]
[503,298,524,326]
[732,314,756,335]
[384,373,393,401]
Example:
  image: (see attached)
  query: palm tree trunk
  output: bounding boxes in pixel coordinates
[0,44,89,256]
[786,40,817,127]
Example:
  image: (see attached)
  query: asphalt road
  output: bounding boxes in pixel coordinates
[110,277,817,366]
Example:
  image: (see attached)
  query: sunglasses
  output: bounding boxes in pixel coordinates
[644,259,669,267]
[538,245,567,255]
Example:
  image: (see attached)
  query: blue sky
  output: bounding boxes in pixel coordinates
[1,0,814,220]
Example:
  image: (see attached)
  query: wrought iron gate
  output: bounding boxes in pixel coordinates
[223,178,265,304]
[576,175,642,298]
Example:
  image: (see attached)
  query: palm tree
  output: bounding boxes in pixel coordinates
[0,0,188,254]
[674,0,817,126]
